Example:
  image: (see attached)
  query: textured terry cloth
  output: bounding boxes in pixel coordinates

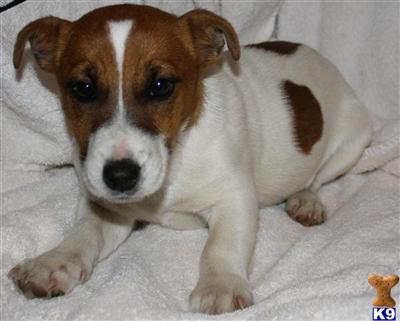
[1,1,399,321]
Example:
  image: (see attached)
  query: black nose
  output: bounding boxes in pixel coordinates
[103,159,141,192]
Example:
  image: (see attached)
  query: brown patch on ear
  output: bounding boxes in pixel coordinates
[246,41,299,55]
[179,9,240,67]
[282,80,323,154]
[13,16,71,72]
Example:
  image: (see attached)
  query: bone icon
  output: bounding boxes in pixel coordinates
[368,274,399,307]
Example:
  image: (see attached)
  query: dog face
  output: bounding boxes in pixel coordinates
[14,4,240,203]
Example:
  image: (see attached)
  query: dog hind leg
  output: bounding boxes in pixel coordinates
[286,106,372,226]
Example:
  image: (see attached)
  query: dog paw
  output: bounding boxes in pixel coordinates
[286,190,326,226]
[8,251,91,299]
[189,273,253,314]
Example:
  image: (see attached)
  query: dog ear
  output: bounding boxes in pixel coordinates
[13,16,71,72]
[180,9,240,67]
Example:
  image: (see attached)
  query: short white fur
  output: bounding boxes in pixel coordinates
[108,20,132,108]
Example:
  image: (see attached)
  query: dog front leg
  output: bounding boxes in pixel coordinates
[8,197,134,298]
[189,195,258,314]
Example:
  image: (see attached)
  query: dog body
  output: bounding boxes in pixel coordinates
[9,5,371,314]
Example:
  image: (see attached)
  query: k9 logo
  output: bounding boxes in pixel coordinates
[372,307,396,321]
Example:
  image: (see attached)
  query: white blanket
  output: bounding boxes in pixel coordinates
[1,1,399,320]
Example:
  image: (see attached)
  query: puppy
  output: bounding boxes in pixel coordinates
[9,4,372,314]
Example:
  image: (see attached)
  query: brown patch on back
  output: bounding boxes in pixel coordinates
[281,80,323,154]
[246,41,299,55]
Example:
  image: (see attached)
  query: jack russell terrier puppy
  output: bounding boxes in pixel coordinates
[9,4,371,314]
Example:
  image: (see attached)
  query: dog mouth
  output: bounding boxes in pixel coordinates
[107,188,139,203]
[100,193,139,204]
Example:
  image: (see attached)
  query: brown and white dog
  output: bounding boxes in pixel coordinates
[9,4,372,314]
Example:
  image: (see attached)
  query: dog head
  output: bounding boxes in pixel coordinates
[14,4,240,203]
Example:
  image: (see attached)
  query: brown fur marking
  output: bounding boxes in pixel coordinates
[246,41,299,55]
[282,80,323,154]
[13,16,72,71]
[57,19,118,158]
[181,9,240,66]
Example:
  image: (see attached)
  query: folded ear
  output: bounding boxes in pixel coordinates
[13,16,71,72]
[180,9,240,67]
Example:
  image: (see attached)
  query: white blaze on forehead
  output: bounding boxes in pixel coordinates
[108,20,134,106]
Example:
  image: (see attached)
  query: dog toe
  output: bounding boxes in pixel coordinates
[286,190,326,226]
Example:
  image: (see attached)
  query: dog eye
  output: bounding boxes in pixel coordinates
[70,81,98,102]
[148,79,175,100]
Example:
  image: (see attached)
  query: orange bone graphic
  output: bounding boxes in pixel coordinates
[368,274,399,308]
